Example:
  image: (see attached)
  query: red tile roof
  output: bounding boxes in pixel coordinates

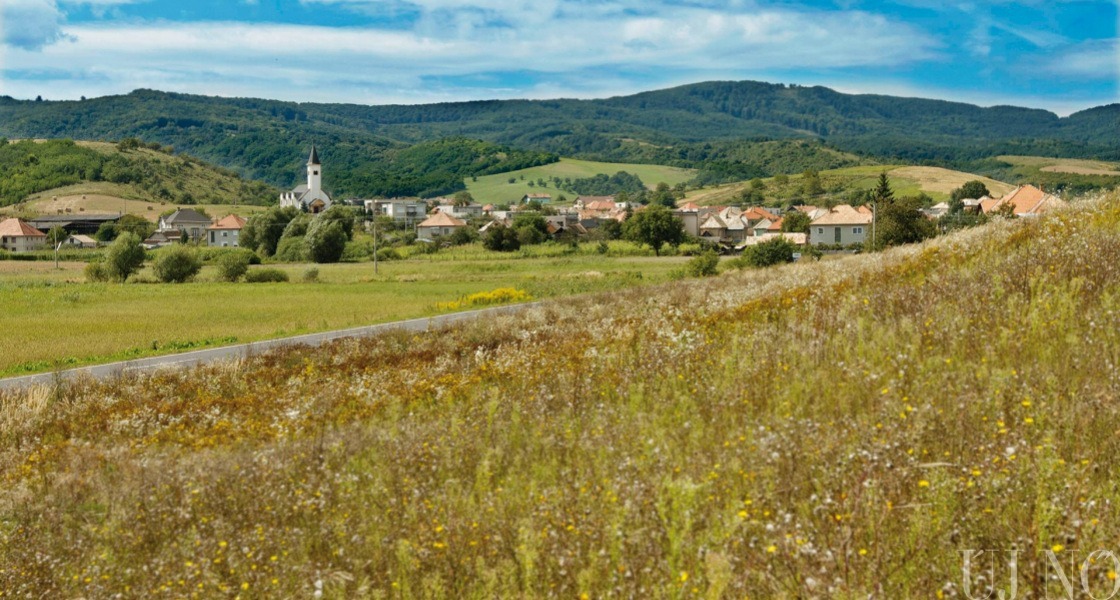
[418,212,467,228]
[208,214,247,230]
[0,218,47,237]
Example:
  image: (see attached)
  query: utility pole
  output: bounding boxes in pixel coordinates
[372,217,378,275]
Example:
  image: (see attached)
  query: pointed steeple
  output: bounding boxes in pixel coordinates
[308,145,320,165]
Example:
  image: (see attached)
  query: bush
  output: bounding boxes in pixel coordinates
[216,252,251,282]
[244,268,289,283]
[375,247,402,261]
[341,239,373,262]
[104,232,145,281]
[685,250,720,277]
[302,268,320,283]
[741,237,797,268]
[273,236,308,262]
[84,261,109,282]
[152,245,202,283]
[482,224,521,252]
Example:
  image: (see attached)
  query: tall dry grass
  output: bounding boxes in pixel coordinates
[2,193,1120,598]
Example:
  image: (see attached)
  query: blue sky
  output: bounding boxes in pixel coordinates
[0,0,1116,115]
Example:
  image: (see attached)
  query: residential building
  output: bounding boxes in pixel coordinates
[366,199,429,225]
[158,208,211,242]
[981,185,1065,217]
[521,193,552,204]
[65,234,98,248]
[207,214,247,247]
[0,218,47,252]
[809,205,873,246]
[416,212,467,239]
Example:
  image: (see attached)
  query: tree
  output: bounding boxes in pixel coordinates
[452,191,474,206]
[152,245,202,283]
[241,206,299,256]
[46,226,67,246]
[622,205,685,256]
[448,225,478,246]
[781,211,811,233]
[872,172,894,205]
[741,236,797,268]
[686,250,720,277]
[116,214,155,240]
[217,252,251,282]
[802,169,824,197]
[104,232,145,281]
[950,180,990,203]
[868,195,936,250]
[316,205,356,239]
[482,224,521,252]
[306,219,348,263]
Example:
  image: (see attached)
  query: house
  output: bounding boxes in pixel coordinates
[158,208,211,242]
[922,202,951,219]
[576,196,616,214]
[366,199,428,225]
[981,185,1065,217]
[142,231,175,249]
[64,234,98,249]
[0,218,47,252]
[279,146,333,213]
[699,214,728,243]
[521,193,552,204]
[207,214,247,247]
[433,203,484,220]
[809,205,873,246]
[751,217,783,238]
[673,204,701,238]
[737,232,807,250]
[416,212,468,239]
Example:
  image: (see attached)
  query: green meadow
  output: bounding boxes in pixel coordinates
[0,244,684,376]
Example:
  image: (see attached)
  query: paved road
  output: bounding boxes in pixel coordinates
[0,302,541,392]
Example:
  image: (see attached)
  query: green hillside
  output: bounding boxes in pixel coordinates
[1,82,1117,199]
[465,158,696,205]
[0,138,277,208]
[4,191,1119,596]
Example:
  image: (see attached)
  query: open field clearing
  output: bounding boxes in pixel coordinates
[0,183,270,221]
[466,158,696,205]
[999,155,1120,176]
[0,248,683,376]
[1,192,1118,596]
[686,165,1012,206]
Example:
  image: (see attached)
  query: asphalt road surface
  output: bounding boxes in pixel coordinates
[0,302,540,393]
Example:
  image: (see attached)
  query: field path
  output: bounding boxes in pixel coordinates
[0,302,539,392]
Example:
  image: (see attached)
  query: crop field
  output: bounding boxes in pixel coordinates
[687,165,1012,206]
[3,193,1120,597]
[0,182,270,221]
[0,244,683,376]
[466,158,696,205]
[999,155,1120,177]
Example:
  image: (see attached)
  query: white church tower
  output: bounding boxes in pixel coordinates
[279,146,332,213]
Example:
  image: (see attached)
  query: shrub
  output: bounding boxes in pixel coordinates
[375,247,402,261]
[741,237,797,268]
[104,232,145,281]
[436,287,532,311]
[273,236,308,262]
[482,224,521,252]
[685,249,720,277]
[84,261,109,282]
[302,268,320,283]
[244,268,289,283]
[152,245,202,283]
[216,252,251,282]
[341,240,373,262]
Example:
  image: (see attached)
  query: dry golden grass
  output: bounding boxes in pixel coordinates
[888,166,1013,197]
[2,192,1119,597]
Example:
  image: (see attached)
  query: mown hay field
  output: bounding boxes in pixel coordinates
[2,193,1120,598]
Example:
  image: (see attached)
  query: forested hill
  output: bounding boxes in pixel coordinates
[1,81,1117,192]
[0,91,557,199]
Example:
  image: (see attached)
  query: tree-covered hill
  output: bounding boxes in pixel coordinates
[1,81,1117,195]
[0,138,277,207]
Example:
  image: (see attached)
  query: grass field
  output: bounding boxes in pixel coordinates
[686,165,1013,206]
[0,243,684,376]
[999,155,1120,176]
[2,190,1116,597]
[466,158,696,205]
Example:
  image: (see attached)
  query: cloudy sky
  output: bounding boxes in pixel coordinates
[0,0,1116,114]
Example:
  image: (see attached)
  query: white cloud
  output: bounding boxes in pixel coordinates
[1,0,69,50]
[1040,38,1120,79]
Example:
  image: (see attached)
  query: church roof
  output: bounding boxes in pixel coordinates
[308,146,320,165]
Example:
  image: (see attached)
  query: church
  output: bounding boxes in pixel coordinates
[279,146,332,213]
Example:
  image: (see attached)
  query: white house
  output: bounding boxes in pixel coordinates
[0,218,47,252]
[416,212,467,239]
[809,205,873,246]
[207,214,247,247]
[158,208,211,242]
[365,199,428,225]
[280,146,332,213]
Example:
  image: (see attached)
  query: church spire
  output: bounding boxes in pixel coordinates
[308,145,320,165]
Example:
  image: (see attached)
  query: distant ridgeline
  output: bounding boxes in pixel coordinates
[1,81,1118,192]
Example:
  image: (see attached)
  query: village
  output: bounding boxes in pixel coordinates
[0,147,1067,257]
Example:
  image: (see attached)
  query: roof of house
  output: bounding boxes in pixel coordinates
[743,206,779,221]
[164,208,212,224]
[678,201,700,211]
[585,200,617,211]
[208,214,247,230]
[810,205,874,226]
[523,193,552,199]
[699,215,727,230]
[68,234,97,244]
[0,218,47,237]
[417,212,467,228]
[738,232,808,248]
[987,185,1065,216]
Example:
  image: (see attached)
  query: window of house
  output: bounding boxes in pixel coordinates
[817,228,823,235]
[834,227,841,243]
[853,227,863,235]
